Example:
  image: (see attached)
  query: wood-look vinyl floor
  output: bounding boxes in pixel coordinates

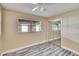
[3,39,78,56]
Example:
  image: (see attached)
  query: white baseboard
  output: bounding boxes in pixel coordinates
[61,45,79,55]
[1,37,60,55]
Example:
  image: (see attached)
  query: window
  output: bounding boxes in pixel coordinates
[52,24,58,31]
[51,23,61,32]
[20,24,29,32]
[36,25,41,31]
[32,21,41,32]
[18,19,41,33]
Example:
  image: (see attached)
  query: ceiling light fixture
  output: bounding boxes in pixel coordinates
[32,3,48,12]
[32,3,56,12]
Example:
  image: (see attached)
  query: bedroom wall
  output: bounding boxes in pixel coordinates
[61,9,79,54]
[2,8,48,53]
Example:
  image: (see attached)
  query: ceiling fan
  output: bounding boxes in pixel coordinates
[32,3,55,12]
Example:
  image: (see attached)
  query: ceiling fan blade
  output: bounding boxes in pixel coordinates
[32,6,39,11]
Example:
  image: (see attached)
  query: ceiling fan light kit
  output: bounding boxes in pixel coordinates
[32,3,47,12]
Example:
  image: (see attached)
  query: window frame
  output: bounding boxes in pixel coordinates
[18,19,42,33]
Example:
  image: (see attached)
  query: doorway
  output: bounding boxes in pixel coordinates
[48,18,61,47]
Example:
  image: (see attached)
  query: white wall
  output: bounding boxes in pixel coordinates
[62,10,79,43]
[61,9,79,54]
